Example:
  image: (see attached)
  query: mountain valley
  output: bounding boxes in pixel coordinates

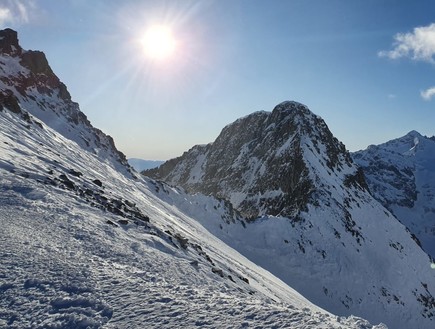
[1,27,434,329]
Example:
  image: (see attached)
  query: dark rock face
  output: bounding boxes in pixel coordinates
[13,50,72,102]
[0,90,21,113]
[352,133,421,210]
[344,167,369,191]
[19,50,73,102]
[0,28,22,55]
[20,51,54,75]
[0,29,71,105]
[144,101,359,219]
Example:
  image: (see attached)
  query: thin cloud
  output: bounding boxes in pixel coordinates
[0,7,12,26]
[0,0,32,27]
[379,23,435,63]
[421,87,435,101]
[16,2,29,23]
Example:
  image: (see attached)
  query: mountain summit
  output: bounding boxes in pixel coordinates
[144,101,435,329]
[144,101,363,219]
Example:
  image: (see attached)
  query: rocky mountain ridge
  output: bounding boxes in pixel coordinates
[353,130,435,258]
[0,28,130,174]
[144,101,364,219]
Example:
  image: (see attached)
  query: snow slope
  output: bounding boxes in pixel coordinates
[144,101,435,329]
[353,131,435,258]
[0,28,384,329]
[0,100,385,329]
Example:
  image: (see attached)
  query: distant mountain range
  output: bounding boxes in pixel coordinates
[128,158,164,172]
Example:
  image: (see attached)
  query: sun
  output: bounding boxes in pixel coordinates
[140,25,176,60]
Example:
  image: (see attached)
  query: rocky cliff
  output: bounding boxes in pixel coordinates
[0,28,130,173]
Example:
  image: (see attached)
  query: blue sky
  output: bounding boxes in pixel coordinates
[2,0,435,160]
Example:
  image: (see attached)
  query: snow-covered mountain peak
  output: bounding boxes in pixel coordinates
[224,101,312,132]
[353,131,435,257]
[143,103,435,328]
[144,100,357,219]
[0,28,131,174]
[391,130,424,155]
[357,130,434,161]
[405,129,422,138]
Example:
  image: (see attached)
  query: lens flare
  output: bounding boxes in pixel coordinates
[141,25,176,60]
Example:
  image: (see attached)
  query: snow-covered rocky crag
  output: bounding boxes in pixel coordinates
[353,131,435,258]
[144,102,435,329]
[0,28,386,328]
[0,28,131,174]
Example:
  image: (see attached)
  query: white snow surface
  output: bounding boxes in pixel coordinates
[0,109,386,328]
[154,166,435,329]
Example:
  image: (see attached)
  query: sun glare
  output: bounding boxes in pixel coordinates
[141,25,176,60]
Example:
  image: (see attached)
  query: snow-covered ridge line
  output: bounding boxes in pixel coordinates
[353,130,435,258]
[0,28,132,176]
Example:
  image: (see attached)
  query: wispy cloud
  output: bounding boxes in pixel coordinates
[379,23,435,63]
[0,0,32,27]
[0,7,12,26]
[16,2,29,23]
[421,86,435,101]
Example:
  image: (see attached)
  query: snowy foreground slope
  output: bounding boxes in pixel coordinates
[0,28,384,328]
[353,131,435,258]
[144,101,435,329]
[0,101,384,329]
